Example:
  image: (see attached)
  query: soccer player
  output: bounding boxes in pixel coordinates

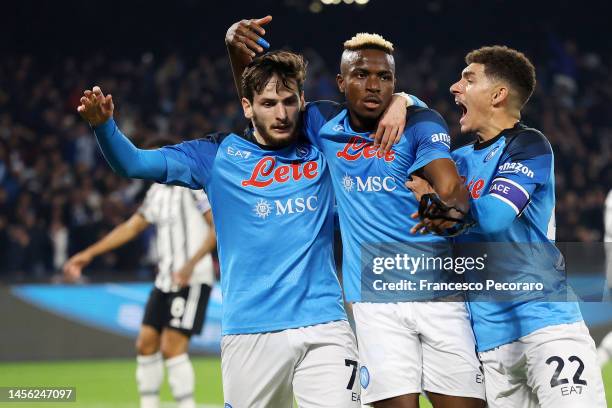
[408,45,607,407]
[226,21,485,408]
[75,49,408,407]
[63,142,216,408]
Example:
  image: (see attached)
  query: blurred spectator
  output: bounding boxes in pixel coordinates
[0,37,609,281]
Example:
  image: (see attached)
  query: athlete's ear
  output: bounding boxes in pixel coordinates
[241,97,253,120]
[491,85,509,107]
[336,73,345,93]
[299,91,305,111]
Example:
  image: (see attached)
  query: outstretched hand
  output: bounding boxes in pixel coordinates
[77,86,114,126]
[225,16,272,61]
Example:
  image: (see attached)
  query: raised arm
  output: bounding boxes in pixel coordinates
[225,16,272,100]
[224,17,425,152]
[78,86,166,180]
[78,86,216,189]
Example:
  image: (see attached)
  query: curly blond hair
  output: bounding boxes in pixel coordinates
[343,33,394,54]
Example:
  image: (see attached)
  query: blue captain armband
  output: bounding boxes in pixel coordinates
[488,177,530,215]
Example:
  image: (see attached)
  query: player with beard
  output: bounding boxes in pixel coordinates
[226,20,485,408]
[77,49,410,407]
[407,45,607,407]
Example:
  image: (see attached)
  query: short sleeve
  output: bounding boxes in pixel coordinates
[191,189,212,214]
[159,135,221,189]
[486,131,553,215]
[138,185,159,223]
[406,109,453,175]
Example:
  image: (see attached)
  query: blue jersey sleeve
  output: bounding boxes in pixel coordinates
[93,118,167,180]
[302,101,344,148]
[486,131,552,215]
[470,195,519,234]
[158,135,221,189]
[405,109,453,175]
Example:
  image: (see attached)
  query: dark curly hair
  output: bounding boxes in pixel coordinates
[466,45,536,108]
[241,50,307,102]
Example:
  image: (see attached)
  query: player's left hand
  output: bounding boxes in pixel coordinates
[372,94,408,154]
[173,263,195,287]
[409,211,457,235]
[405,176,456,234]
[225,16,272,61]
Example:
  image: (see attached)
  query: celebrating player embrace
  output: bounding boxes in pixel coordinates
[226,17,485,408]
[76,45,411,405]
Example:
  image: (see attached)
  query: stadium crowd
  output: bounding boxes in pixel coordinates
[0,37,610,279]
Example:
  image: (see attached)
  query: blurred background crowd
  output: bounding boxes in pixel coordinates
[1,0,610,280]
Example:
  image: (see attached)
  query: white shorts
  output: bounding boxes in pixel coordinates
[221,320,360,408]
[479,321,607,408]
[353,301,485,404]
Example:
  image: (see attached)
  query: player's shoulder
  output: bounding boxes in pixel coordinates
[406,106,448,128]
[502,123,552,156]
[305,100,346,122]
[198,131,233,145]
[177,132,234,154]
[451,139,477,155]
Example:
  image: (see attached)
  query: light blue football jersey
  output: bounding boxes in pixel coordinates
[452,123,583,352]
[157,128,347,335]
[303,102,459,302]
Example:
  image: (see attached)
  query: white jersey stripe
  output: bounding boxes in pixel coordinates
[139,184,215,293]
[181,284,201,330]
[179,190,189,268]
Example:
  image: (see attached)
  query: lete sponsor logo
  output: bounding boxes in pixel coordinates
[337,137,395,162]
[242,157,319,188]
[466,177,486,199]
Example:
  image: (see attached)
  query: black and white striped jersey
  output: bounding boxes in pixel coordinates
[139,184,214,292]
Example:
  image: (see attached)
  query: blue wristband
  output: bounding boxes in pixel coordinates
[256,37,270,49]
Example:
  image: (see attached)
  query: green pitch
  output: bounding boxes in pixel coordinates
[0,358,610,407]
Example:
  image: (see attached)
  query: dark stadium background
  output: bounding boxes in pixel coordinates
[0,0,611,405]
[1,0,610,279]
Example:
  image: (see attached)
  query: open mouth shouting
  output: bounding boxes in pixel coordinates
[456,98,468,124]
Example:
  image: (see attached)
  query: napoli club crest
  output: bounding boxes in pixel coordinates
[484,145,500,162]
